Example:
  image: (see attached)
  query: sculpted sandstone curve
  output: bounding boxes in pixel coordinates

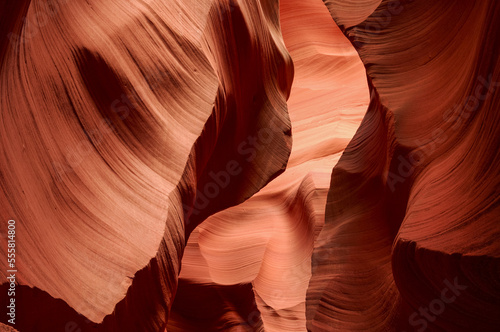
[310,0,500,331]
[0,0,292,330]
[0,0,498,331]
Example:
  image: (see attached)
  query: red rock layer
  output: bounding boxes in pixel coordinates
[1,0,217,324]
[309,0,500,331]
[1,0,498,331]
[0,0,292,330]
[307,84,403,331]
[170,0,369,330]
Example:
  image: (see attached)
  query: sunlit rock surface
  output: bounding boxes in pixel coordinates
[1,0,292,330]
[171,0,368,330]
[0,0,498,331]
[309,0,500,331]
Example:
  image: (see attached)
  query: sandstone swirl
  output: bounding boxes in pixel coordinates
[1,0,292,330]
[308,0,500,331]
[1,0,499,331]
[169,0,369,329]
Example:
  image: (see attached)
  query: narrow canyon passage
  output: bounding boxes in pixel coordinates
[169,0,369,330]
[0,0,499,331]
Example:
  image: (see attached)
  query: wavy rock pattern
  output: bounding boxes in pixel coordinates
[171,0,369,330]
[1,0,218,324]
[309,0,500,331]
[1,0,499,331]
[1,0,292,330]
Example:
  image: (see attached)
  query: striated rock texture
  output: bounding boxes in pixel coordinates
[308,0,500,331]
[169,0,369,330]
[1,0,292,330]
[1,0,499,331]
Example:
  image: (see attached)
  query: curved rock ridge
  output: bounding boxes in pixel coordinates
[0,0,293,330]
[0,0,219,324]
[1,0,498,331]
[310,0,500,330]
[323,0,382,29]
[170,0,369,330]
[307,83,403,331]
[177,0,293,238]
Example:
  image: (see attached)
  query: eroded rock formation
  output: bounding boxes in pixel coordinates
[1,0,292,330]
[309,0,500,331]
[0,0,498,331]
